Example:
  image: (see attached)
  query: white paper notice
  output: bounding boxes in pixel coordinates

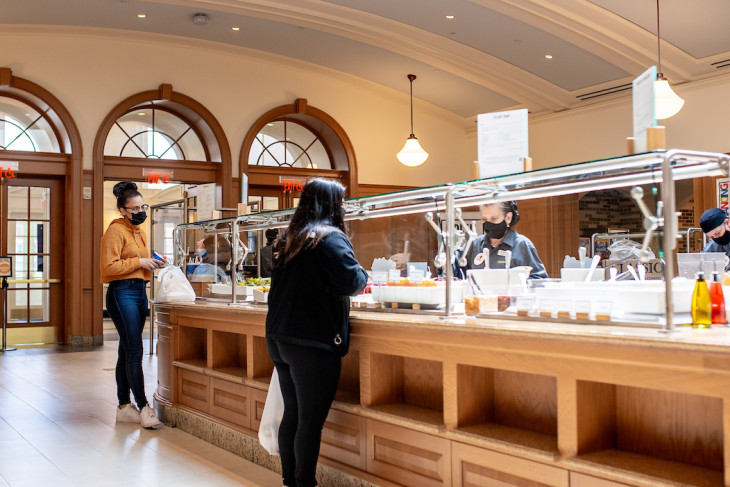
[632,66,657,153]
[477,108,529,179]
[196,183,217,221]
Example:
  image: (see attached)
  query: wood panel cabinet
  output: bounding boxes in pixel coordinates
[154,303,730,487]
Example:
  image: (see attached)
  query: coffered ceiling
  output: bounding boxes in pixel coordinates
[2,0,728,117]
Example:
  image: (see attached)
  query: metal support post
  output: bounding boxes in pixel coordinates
[1,277,15,352]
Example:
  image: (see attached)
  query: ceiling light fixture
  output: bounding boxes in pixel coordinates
[445,15,455,19]
[231,27,240,31]
[137,13,146,18]
[654,0,684,119]
[138,112,146,116]
[397,74,429,167]
[544,54,553,59]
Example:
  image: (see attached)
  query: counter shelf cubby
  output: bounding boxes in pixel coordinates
[365,353,444,427]
[176,325,207,369]
[455,364,559,456]
[570,381,723,487]
[211,330,247,379]
[334,350,360,406]
[250,335,274,382]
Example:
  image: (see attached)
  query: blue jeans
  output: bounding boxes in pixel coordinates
[267,339,341,487]
[107,279,149,409]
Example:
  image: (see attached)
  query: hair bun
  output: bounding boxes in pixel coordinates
[112,181,137,198]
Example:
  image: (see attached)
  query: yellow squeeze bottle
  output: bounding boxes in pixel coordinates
[691,271,712,328]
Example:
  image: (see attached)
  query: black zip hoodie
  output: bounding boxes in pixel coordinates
[265,230,368,355]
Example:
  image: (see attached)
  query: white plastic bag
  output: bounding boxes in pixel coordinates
[155,265,196,303]
[258,368,284,455]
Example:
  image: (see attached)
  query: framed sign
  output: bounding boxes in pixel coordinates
[717,178,729,213]
[0,256,12,277]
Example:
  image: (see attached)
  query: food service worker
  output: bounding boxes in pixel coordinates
[458,201,548,279]
[700,208,730,270]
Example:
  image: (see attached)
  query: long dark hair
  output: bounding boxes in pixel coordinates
[113,181,142,209]
[275,178,346,264]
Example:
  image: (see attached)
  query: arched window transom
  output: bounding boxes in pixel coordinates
[104,105,206,160]
[0,97,60,152]
[249,120,331,169]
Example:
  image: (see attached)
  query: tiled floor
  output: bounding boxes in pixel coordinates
[0,339,282,487]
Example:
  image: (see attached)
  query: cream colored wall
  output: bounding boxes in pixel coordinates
[1,26,470,188]
[466,74,730,169]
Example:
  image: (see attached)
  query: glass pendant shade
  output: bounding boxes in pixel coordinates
[654,77,685,120]
[397,135,429,167]
[398,74,429,167]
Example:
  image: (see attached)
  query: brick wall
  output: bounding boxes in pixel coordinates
[579,189,644,237]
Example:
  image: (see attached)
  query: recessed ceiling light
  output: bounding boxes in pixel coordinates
[138,112,146,116]
[445,15,455,19]
[231,27,240,31]
[137,13,146,19]
[545,54,553,59]
[266,123,274,126]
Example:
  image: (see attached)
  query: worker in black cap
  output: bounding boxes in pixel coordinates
[700,208,730,270]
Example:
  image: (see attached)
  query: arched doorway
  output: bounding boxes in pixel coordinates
[240,98,358,210]
[0,67,82,345]
[92,84,232,334]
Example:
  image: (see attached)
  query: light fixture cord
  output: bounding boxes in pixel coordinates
[409,77,414,136]
[656,0,662,75]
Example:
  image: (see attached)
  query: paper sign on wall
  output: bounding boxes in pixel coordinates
[477,108,529,179]
[196,183,217,221]
[632,66,657,153]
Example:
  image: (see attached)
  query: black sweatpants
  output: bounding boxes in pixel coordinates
[267,338,341,487]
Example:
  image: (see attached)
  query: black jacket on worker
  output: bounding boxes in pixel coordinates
[266,230,368,356]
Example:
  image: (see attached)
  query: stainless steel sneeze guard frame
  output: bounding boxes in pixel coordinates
[172,149,730,331]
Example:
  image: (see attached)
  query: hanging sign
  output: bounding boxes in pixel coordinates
[280,176,306,192]
[477,108,529,179]
[717,178,730,214]
[143,168,174,186]
[0,161,18,179]
[0,256,12,277]
[632,66,657,153]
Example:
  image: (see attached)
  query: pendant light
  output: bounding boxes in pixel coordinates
[397,74,429,167]
[654,0,684,119]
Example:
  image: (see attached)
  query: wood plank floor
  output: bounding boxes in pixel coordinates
[0,340,282,487]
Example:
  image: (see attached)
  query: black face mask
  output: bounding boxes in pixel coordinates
[129,210,147,226]
[483,220,508,240]
[713,230,730,246]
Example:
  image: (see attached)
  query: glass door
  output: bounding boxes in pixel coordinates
[1,177,64,342]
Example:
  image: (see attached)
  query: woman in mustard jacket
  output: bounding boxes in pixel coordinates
[100,181,162,428]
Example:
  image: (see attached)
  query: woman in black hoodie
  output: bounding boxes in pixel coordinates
[266,178,368,487]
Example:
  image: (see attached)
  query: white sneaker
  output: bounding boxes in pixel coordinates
[140,404,162,429]
[116,404,141,423]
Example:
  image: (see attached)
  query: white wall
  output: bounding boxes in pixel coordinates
[1,26,471,188]
[528,75,730,169]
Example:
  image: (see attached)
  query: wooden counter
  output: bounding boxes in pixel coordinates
[154,301,730,487]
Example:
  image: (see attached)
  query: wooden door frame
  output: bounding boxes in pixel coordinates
[0,68,83,345]
[1,177,65,341]
[92,84,232,337]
